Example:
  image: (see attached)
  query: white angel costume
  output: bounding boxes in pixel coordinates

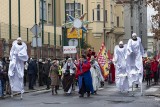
[125,33,144,95]
[113,42,129,92]
[90,60,104,92]
[8,38,28,96]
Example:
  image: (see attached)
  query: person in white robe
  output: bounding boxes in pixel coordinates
[8,37,28,99]
[125,33,144,95]
[62,58,76,95]
[90,56,104,94]
[113,41,129,92]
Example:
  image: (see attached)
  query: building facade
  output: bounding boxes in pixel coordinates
[0,0,147,58]
[0,0,63,58]
[123,0,147,50]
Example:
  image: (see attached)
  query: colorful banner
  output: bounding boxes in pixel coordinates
[97,43,109,79]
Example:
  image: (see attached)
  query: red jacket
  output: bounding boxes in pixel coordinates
[151,61,158,72]
[75,61,91,77]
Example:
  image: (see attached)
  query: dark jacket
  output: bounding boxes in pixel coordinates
[0,69,4,80]
[39,62,43,73]
[43,62,51,75]
[28,61,36,74]
[145,62,151,75]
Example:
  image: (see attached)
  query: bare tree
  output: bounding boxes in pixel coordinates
[147,0,160,39]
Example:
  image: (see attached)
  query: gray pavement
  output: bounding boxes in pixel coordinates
[0,82,160,107]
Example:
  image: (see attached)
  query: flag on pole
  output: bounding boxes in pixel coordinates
[97,43,109,79]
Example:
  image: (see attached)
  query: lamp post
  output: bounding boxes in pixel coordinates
[54,0,56,58]
[9,0,12,39]
[18,0,21,37]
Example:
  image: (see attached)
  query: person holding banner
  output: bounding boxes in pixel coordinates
[76,55,94,97]
[113,41,129,92]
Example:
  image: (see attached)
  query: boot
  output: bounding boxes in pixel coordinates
[55,86,58,94]
[87,92,90,97]
[52,88,54,95]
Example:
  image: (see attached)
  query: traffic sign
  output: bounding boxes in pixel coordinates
[30,24,42,36]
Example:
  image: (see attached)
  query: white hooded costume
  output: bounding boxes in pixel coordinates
[113,41,129,92]
[90,56,104,92]
[8,37,28,94]
[125,33,144,87]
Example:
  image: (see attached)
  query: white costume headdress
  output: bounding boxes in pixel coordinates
[132,33,137,37]
[119,41,123,45]
[17,37,22,41]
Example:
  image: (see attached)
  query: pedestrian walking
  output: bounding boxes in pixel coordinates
[49,60,59,95]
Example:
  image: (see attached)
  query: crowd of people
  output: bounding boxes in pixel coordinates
[0,37,105,99]
[143,57,160,86]
[0,55,105,99]
[1,35,160,99]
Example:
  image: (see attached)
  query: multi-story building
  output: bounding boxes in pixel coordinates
[0,0,147,58]
[64,0,125,54]
[0,0,63,58]
[123,0,147,50]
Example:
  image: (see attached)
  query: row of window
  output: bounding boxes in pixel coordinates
[40,2,134,28]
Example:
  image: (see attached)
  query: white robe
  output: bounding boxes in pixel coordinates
[90,61,104,91]
[126,37,144,87]
[62,62,76,94]
[8,40,28,93]
[113,45,129,91]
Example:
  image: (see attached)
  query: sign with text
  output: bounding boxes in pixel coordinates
[63,46,77,54]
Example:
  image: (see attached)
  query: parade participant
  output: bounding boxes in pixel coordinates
[49,60,59,95]
[76,55,94,97]
[144,59,151,86]
[113,41,129,92]
[62,58,76,95]
[8,37,28,99]
[125,33,144,95]
[151,58,159,85]
[90,56,104,94]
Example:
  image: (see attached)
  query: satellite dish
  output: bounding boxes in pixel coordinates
[68,39,78,47]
